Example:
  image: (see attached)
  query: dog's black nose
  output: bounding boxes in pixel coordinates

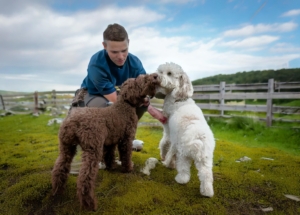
[152,73,158,79]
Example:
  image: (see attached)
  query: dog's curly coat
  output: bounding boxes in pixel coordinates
[51,73,160,211]
[156,62,215,197]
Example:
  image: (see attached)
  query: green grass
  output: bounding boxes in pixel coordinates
[0,113,300,214]
[207,117,300,155]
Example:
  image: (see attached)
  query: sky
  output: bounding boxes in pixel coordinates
[0,0,300,92]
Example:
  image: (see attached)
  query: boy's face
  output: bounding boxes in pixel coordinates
[103,40,129,66]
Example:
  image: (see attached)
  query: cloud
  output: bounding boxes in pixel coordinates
[221,35,279,49]
[270,43,300,53]
[0,2,299,92]
[281,9,300,17]
[126,0,198,4]
[0,0,46,14]
[0,4,165,91]
[223,22,298,37]
[158,0,197,3]
[129,28,299,81]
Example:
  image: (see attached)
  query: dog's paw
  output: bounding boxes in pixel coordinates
[79,192,98,211]
[81,198,98,211]
[162,160,170,168]
[121,161,134,173]
[98,162,106,170]
[175,173,190,184]
[162,160,175,169]
[200,182,214,197]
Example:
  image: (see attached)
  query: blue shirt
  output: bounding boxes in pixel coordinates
[81,50,146,96]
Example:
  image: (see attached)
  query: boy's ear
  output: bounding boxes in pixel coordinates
[102,41,107,49]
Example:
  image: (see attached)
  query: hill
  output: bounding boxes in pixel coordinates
[192,68,300,85]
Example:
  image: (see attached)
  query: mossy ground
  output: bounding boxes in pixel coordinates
[0,113,299,215]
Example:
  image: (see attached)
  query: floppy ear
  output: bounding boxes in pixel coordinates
[120,79,140,106]
[171,73,193,99]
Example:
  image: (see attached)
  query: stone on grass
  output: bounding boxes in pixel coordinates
[236,156,251,162]
[132,139,144,151]
[284,194,300,202]
[47,118,64,126]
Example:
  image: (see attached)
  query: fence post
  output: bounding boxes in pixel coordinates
[219,81,225,116]
[266,79,274,127]
[52,90,56,107]
[34,91,38,113]
[0,95,5,110]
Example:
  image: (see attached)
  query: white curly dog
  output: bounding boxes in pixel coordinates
[156,62,215,197]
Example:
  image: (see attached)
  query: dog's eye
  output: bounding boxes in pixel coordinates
[167,71,172,76]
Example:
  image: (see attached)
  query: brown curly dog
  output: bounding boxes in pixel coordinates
[51,73,160,211]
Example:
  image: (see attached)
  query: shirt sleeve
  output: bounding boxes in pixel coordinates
[88,64,116,95]
[136,58,146,76]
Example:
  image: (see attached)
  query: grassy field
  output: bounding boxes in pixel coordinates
[0,112,299,215]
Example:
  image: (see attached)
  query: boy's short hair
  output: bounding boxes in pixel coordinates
[103,23,128,42]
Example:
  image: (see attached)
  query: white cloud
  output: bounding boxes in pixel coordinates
[129,28,298,81]
[0,3,299,92]
[281,9,300,17]
[221,35,279,49]
[0,4,164,92]
[270,43,300,53]
[158,0,197,3]
[133,0,198,4]
[223,22,298,37]
[164,24,192,33]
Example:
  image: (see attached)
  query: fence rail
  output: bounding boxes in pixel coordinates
[0,79,299,126]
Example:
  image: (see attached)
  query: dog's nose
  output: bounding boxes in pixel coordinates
[152,73,158,79]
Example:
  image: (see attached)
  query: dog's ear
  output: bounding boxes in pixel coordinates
[120,79,141,106]
[171,72,193,99]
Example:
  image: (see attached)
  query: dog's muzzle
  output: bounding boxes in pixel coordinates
[140,95,151,107]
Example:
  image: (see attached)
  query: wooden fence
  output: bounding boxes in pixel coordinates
[192,79,300,126]
[1,79,299,126]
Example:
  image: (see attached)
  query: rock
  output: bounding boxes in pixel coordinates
[32,112,39,117]
[236,156,251,162]
[284,194,300,202]
[132,139,144,151]
[47,118,64,126]
[261,207,273,212]
[261,157,274,161]
[0,111,14,117]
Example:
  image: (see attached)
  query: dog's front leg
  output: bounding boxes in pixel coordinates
[159,124,171,161]
[162,141,176,169]
[118,139,134,173]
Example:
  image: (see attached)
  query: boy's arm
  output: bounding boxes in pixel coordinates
[103,91,118,103]
[147,104,167,124]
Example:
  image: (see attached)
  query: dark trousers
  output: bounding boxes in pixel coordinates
[84,92,148,120]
